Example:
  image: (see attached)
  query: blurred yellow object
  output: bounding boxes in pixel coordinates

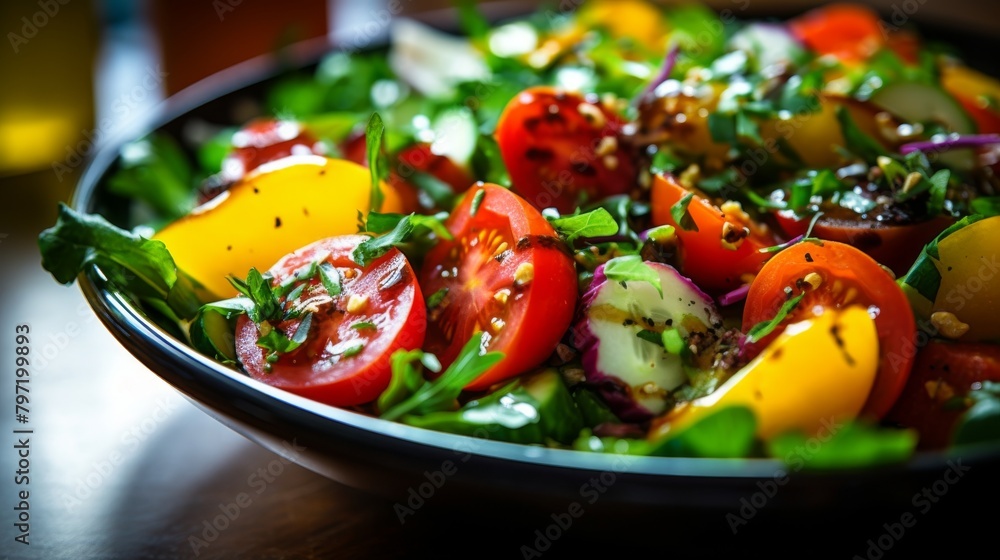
[941,64,1000,108]
[0,0,95,176]
[153,156,402,297]
[651,307,879,440]
[577,0,667,53]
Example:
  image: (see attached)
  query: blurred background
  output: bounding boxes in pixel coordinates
[2,0,997,184]
[0,0,998,558]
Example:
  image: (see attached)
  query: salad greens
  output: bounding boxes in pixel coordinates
[38,0,1000,464]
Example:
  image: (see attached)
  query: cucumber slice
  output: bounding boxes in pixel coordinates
[871,82,977,169]
[404,368,584,444]
[573,388,621,428]
[430,107,478,166]
[190,308,238,362]
[870,82,975,134]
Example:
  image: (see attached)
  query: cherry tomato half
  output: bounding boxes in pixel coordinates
[236,235,426,406]
[420,183,577,391]
[887,340,1000,449]
[496,86,638,214]
[789,4,883,63]
[650,173,777,296]
[742,240,917,418]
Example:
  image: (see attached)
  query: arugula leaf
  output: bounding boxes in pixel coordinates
[352,212,452,266]
[650,149,684,174]
[768,422,917,469]
[603,255,663,297]
[108,135,195,221]
[39,203,202,320]
[380,333,503,421]
[377,349,433,414]
[926,169,951,215]
[836,105,888,161]
[548,208,619,243]
[228,268,281,324]
[256,312,313,357]
[427,288,449,309]
[735,110,763,145]
[456,0,490,41]
[319,262,342,297]
[365,112,388,216]
[707,113,737,144]
[650,406,757,458]
[970,196,1000,217]
[746,292,806,343]
[671,192,699,232]
[409,171,457,211]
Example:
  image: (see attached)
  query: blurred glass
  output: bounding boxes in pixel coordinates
[0,0,97,177]
[151,0,327,96]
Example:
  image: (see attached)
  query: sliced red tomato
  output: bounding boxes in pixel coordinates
[887,340,1000,449]
[650,173,778,296]
[789,4,883,62]
[420,183,577,391]
[342,135,473,213]
[496,86,638,214]
[742,241,917,418]
[236,235,426,406]
[775,210,954,278]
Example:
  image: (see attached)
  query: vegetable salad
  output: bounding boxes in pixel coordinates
[41,1,1000,466]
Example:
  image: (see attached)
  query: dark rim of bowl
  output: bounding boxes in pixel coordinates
[71,26,996,482]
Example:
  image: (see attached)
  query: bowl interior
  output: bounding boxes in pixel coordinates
[73,6,1000,517]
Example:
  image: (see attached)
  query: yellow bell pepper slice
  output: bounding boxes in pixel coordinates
[927,215,1000,343]
[153,156,402,297]
[651,306,879,441]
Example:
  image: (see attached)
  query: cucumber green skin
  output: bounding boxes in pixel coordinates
[404,369,584,445]
[573,388,621,428]
[189,308,238,362]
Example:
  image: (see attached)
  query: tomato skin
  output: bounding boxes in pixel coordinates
[202,119,324,203]
[236,235,426,406]
[775,212,955,278]
[742,241,917,418]
[496,86,638,214]
[420,184,577,390]
[650,173,777,296]
[887,341,1000,449]
[789,4,883,62]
